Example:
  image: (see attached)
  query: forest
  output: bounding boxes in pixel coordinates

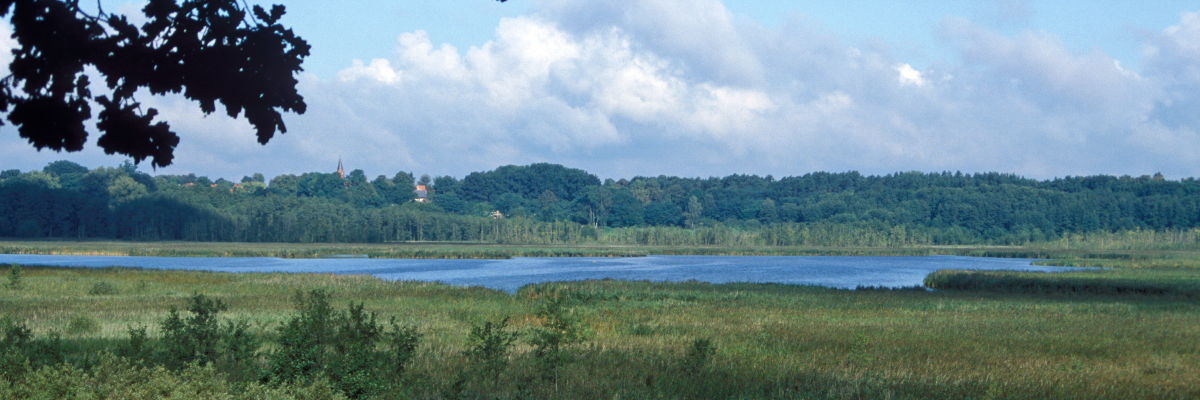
[2,160,1200,247]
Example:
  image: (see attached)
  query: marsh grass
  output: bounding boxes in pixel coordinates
[1,261,1199,398]
[925,267,1200,297]
[8,239,1185,260]
[0,240,655,259]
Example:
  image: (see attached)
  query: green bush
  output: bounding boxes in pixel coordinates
[387,319,422,376]
[87,281,119,295]
[5,264,20,290]
[161,293,228,369]
[119,325,152,363]
[0,354,351,400]
[265,289,423,399]
[679,338,716,375]
[0,317,33,380]
[65,315,98,336]
[158,293,259,377]
[463,317,518,387]
[266,289,337,386]
[528,289,584,385]
[327,301,387,398]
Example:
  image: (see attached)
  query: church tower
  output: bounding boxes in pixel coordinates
[336,158,345,179]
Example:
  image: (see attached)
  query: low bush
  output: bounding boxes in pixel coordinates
[463,317,518,388]
[87,281,119,295]
[264,289,425,399]
[65,315,98,336]
[5,264,20,290]
[528,289,584,386]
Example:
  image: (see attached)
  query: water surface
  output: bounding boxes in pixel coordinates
[0,254,1077,293]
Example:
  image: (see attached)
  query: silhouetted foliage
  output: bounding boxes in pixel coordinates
[0,0,309,168]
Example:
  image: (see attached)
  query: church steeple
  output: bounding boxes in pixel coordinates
[336,158,345,179]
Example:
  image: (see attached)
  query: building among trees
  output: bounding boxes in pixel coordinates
[414,185,429,202]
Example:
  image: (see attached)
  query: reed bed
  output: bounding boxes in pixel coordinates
[925,267,1200,297]
[3,262,1198,399]
[0,240,657,259]
[7,239,1182,260]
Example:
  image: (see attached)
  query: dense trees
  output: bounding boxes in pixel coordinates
[458,164,600,203]
[3,162,1200,246]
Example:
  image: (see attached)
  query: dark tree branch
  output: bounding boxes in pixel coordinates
[0,0,308,168]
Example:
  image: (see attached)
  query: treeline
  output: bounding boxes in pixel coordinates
[3,161,1200,246]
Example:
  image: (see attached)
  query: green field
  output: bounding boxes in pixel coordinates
[1,244,1199,399]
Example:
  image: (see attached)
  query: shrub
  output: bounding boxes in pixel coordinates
[679,338,716,375]
[0,354,352,400]
[219,319,260,381]
[265,289,423,399]
[120,326,152,363]
[88,281,119,295]
[327,301,386,398]
[66,315,98,335]
[387,319,422,376]
[158,293,259,377]
[5,264,21,290]
[528,289,584,386]
[463,317,518,387]
[0,317,32,350]
[266,289,337,386]
[161,294,228,369]
[0,317,33,379]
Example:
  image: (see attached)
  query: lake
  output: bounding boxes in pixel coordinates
[0,254,1081,293]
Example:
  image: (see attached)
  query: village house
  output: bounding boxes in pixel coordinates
[414,185,429,202]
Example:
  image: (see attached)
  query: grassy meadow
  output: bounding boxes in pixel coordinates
[2,245,1200,399]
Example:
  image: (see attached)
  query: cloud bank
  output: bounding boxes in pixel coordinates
[3,0,1200,181]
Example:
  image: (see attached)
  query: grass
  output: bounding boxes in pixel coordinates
[3,260,1199,399]
[5,238,1189,260]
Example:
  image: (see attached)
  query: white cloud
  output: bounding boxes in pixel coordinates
[938,17,1153,118]
[896,64,926,86]
[276,9,794,178]
[1143,11,1200,109]
[337,59,401,84]
[268,3,1200,180]
[6,1,1200,182]
[0,24,15,68]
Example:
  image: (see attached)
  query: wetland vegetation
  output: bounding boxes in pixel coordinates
[3,246,1199,399]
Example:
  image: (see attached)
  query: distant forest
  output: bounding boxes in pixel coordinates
[2,161,1200,247]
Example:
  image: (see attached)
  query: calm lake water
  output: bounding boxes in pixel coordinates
[0,254,1078,293]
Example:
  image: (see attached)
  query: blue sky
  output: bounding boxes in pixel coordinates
[3,0,1200,182]
[288,1,1194,79]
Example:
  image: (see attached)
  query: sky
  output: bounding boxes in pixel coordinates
[2,0,1200,182]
